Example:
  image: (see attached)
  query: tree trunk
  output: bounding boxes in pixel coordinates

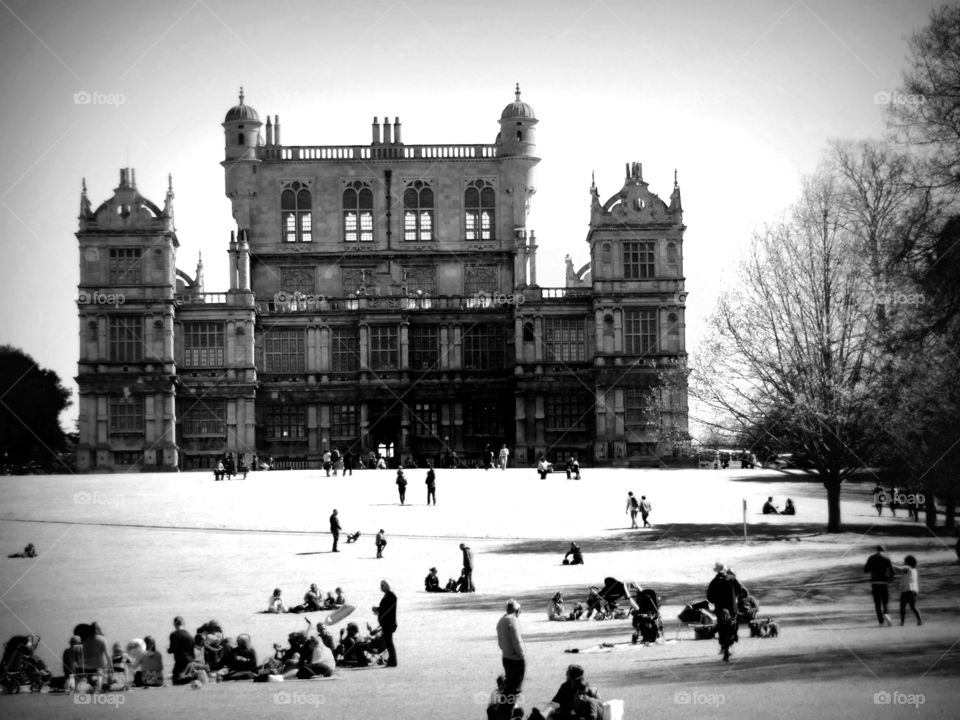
[925,478,938,529]
[825,476,843,533]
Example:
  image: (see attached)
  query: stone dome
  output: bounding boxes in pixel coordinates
[224,88,260,123]
[501,84,535,120]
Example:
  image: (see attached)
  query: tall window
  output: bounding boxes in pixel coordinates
[464,402,503,436]
[331,404,359,438]
[543,318,585,362]
[369,325,398,370]
[546,395,589,432]
[109,316,144,362]
[331,328,359,372]
[462,325,504,369]
[265,405,306,440]
[280,267,315,295]
[343,180,374,242]
[281,181,312,243]
[403,266,436,295]
[181,399,226,436]
[183,322,225,367]
[409,326,439,370]
[108,248,143,284]
[623,241,655,279]
[464,265,498,295]
[264,328,305,373]
[465,179,495,241]
[624,309,657,355]
[404,180,434,242]
[624,388,658,429]
[342,268,372,296]
[411,402,439,436]
[109,396,144,433]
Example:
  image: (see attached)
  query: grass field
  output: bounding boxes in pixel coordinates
[1,466,958,719]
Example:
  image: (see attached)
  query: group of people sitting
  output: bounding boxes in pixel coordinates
[546,577,643,622]
[267,584,346,614]
[486,664,606,720]
[423,566,470,593]
[213,453,249,481]
[762,497,796,515]
[536,457,582,480]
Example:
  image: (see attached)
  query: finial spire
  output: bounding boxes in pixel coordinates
[674,168,678,187]
[168,173,173,193]
[515,83,521,101]
[591,170,595,188]
[82,177,87,194]
[239,86,245,104]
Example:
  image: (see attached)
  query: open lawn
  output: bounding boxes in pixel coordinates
[1,466,958,719]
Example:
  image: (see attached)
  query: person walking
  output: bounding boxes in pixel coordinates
[898,555,922,626]
[375,529,387,559]
[499,444,510,470]
[706,562,743,623]
[626,492,640,529]
[322,449,332,477]
[396,468,408,505]
[460,542,475,592]
[330,509,342,553]
[425,463,437,505]
[872,483,884,516]
[374,580,398,667]
[639,495,652,527]
[496,600,525,718]
[343,450,354,476]
[864,545,894,626]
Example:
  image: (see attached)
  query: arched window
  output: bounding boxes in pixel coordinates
[465,180,495,241]
[343,181,374,242]
[666,242,679,274]
[281,181,312,243]
[523,321,535,342]
[404,180,434,242]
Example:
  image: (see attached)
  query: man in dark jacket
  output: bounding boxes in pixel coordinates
[330,509,342,552]
[374,580,398,667]
[460,543,475,592]
[864,545,894,626]
[167,616,194,685]
[707,563,744,622]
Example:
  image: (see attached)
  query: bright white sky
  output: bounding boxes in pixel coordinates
[0,0,940,431]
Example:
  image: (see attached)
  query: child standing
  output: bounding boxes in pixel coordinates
[717,609,738,662]
[899,555,922,626]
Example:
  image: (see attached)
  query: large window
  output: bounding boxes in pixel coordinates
[109,396,144,434]
[280,267,315,295]
[546,395,589,432]
[264,328,305,373]
[462,325,504,370]
[331,404,358,438]
[342,267,372,296]
[403,266,436,295]
[369,325,398,370]
[464,401,503,437]
[624,388,658,429]
[108,248,143,284]
[411,402,439,436]
[265,405,306,440]
[623,241,655,279]
[464,265,498,296]
[181,399,226,436]
[543,318,585,363]
[624,309,657,355]
[109,316,144,362]
[409,326,439,370]
[403,180,434,242]
[331,328,359,372]
[343,180,374,242]
[465,179,495,241]
[281,181,312,243]
[183,322,224,367]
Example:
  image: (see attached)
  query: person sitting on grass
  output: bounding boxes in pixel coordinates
[563,542,584,565]
[296,634,335,679]
[762,497,780,515]
[267,588,288,613]
[110,642,132,689]
[529,664,602,720]
[291,584,323,613]
[336,623,372,667]
[221,633,258,681]
[425,567,444,592]
[132,636,164,687]
[7,542,37,558]
[537,457,554,479]
[547,592,568,621]
[565,458,581,480]
[782,498,796,515]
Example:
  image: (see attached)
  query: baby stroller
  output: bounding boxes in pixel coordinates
[1,635,50,694]
[585,578,634,621]
[631,589,663,644]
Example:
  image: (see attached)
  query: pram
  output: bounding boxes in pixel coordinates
[1,635,50,694]
[585,578,638,620]
[630,589,663,644]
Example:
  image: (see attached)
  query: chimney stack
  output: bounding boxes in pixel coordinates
[393,117,401,144]
[274,115,281,145]
[372,116,381,144]
[382,115,392,144]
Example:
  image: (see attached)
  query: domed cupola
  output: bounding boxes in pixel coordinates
[222,87,262,161]
[496,84,538,157]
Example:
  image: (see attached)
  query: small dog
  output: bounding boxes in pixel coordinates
[749,617,780,638]
[345,531,361,543]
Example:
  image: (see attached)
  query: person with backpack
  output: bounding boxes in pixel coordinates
[396,469,408,505]
[626,492,640,529]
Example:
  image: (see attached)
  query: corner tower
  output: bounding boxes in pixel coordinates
[222,88,262,232]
